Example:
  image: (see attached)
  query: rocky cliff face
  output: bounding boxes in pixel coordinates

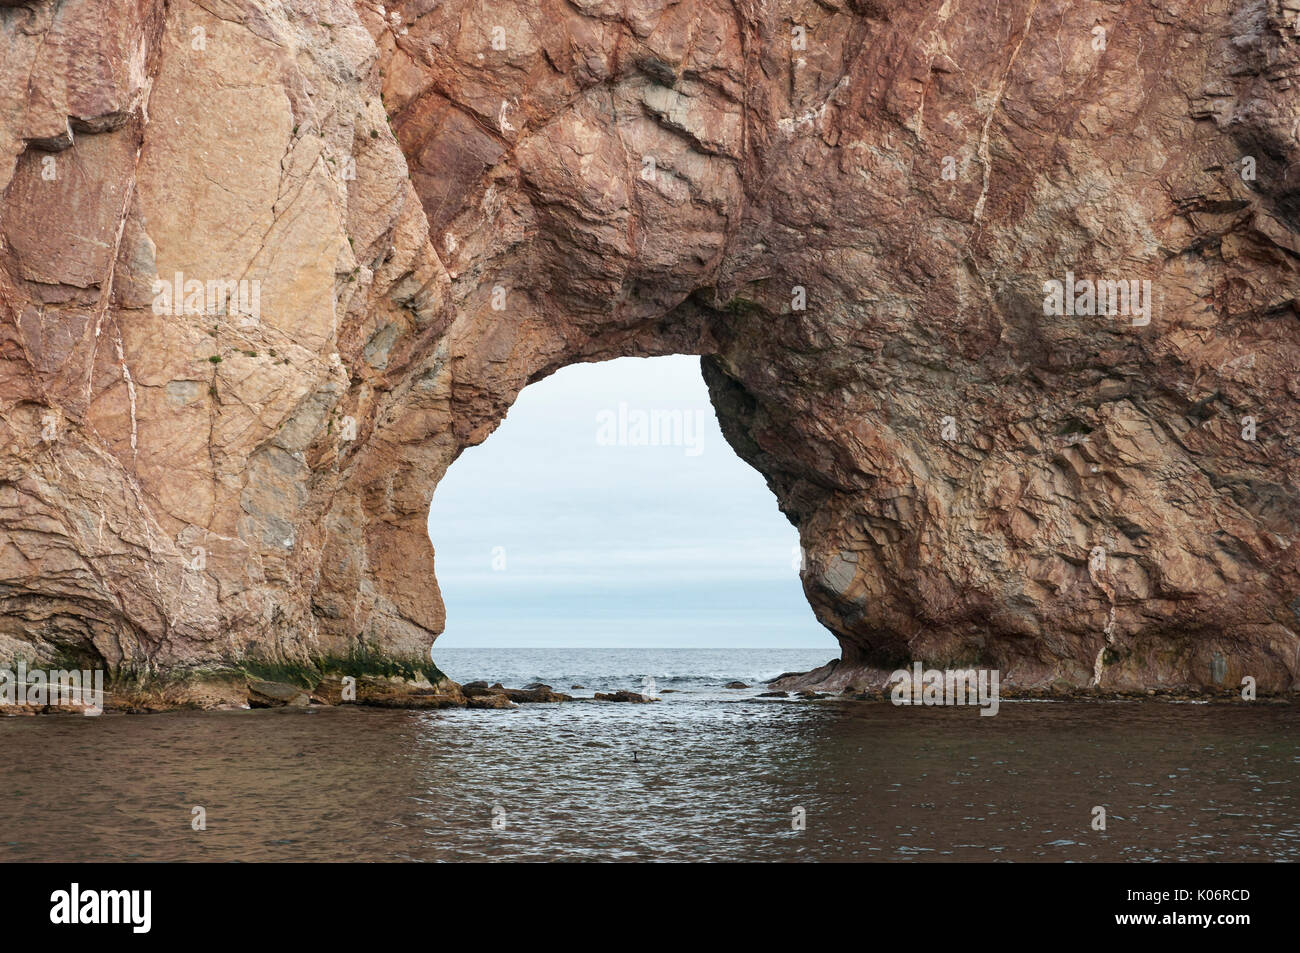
[1,0,1298,702]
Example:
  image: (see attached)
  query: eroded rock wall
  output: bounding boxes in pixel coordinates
[1,0,1298,696]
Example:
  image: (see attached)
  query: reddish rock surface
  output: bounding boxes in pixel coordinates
[1,0,1299,703]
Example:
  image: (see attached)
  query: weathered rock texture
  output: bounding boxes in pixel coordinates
[2,0,1299,701]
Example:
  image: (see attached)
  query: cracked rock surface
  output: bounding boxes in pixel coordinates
[1,0,1299,700]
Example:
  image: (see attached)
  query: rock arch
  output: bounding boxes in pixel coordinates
[1,0,1298,699]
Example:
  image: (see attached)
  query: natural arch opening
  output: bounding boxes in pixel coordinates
[426,355,836,684]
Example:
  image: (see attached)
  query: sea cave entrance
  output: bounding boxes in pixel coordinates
[425,356,835,683]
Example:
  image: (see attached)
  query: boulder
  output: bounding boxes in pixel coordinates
[247,681,311,708]
[466,693,517,710]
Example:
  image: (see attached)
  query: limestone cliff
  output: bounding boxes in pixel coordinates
[1,0,1298,703]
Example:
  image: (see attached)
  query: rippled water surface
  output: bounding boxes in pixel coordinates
[2,648,1297,862]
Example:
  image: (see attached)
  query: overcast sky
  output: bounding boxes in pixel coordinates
[427,355,837,649]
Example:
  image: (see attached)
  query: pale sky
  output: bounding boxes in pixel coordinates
[427,355,837,649]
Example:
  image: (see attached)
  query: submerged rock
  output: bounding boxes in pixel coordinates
[361,691,462,710]
[503,685,572,704]
[463,682,569,703]
[594,691,657,704]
